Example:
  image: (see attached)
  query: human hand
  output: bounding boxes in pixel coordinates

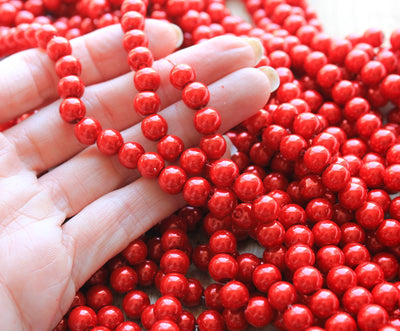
[0,19,272,330]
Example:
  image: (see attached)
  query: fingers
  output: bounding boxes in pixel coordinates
[0,20,182,123]
[6,35,262,173]
[39,67,271,217]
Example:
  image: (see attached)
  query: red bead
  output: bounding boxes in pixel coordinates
[209,159,239,188]
[110,266,138,293]
[256,220,285,248]
[235,252,260,283]
[96,129,123,155]
[137,152,165,178]
[219,280,249,310]
[303,145,331,174]
[357,304,389,331]
[122,290,150,320]
[58,75,85,98]
[115,321,141,331]
[278,203,306,228]
[208,253,238,282]
[68,306,97,331]
[158,166,187,195]
[372,282,399,312]
[268,281,297,312]
[134,91,161,116]
[343,242,370,268]
[285,224,313,247]
[372,252,399,280]
[128,46,153,71]
[317,64,342,88]
[285,244,315,272]
[325,312,357,331]
[97,306,124,330]
[204,283,223,311]
[322,163,351,191]
[209,230,236,255]
[134,67,161,92]
[59,97,86,123]
[170,64,196,89]
[376,219,400,247]
[199,133,226,160]
[341,222,366,245]
[326,265,357,295]
[384,164,400,192]
[182,278,203,308]
[355,262,385,289]
[361,61,387,86]
[262,124,288,151]
[309,289,339,319]
[251,194,279,223]
[294,112,321,139]
[140,304,156,330]
[177,310,196,331]
[179,148,207,175]
[345,49,369,74]
[118,142,144,169]
[150,320,179,331]
[233,173,264,202]
[141,114,168,141]
[283,304,313,331]
[182,82,210,109]
[161,229,189,251]
[355,201,384,230]
[312,220,340,247]
[194,107,221,135]
[244,296,274,328]
[121,11,145,32]
[183,177,211,207]
[197,310,225,331]
[75,117,102,145]
[338,181,367,210]
[159,272,189,299]
[47,36,71,61]
[86,285,113,311]
[122,239,147,265]
[136,259,158,287]
[272,103,299,130]
[370,129,396,154]
[343,286,373,315]
[280,134,308,161]
[123,29,148,51]
[35,23,57,49]
[316,245,345,273]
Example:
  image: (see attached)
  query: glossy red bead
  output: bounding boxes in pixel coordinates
[68,306,97,331]
[283,304,313,331]
[128,46,153,71]
[208,253,238,282]
[182,82,210,109]
[134,67,161,92]
[244,296,274,328]
[357,304,389,331]
[118,142,144,169]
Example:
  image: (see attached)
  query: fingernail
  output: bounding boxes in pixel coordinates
[170,23,184,49]
[257,66,280,92]
[223,134,238,157]
[243,37,264,64]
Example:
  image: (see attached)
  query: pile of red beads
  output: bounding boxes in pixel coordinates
[3,0,400,330]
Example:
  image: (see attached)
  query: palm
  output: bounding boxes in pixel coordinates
[0,21,270,330]
[0,149,72,329]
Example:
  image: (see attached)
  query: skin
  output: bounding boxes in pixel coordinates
[0,19,270,330]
